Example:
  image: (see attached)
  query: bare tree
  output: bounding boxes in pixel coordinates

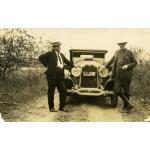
[0,29,37,80]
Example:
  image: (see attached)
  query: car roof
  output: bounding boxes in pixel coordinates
[70,49,108,54]
[69,49,108,63]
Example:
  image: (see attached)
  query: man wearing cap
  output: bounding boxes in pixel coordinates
[39,42,74,112]
[105,42,137,112]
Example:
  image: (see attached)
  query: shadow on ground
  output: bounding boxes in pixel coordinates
[66,96,113,109]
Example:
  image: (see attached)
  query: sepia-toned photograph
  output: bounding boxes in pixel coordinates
[0,28,149,122]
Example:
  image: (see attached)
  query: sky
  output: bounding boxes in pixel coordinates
[26,28,150,60]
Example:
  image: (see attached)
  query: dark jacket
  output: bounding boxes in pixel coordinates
[106,49,137,80]
[39,50,74,77]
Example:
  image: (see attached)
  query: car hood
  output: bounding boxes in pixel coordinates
[73,58,104,68]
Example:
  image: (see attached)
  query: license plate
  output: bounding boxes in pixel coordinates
[83,72,96,77]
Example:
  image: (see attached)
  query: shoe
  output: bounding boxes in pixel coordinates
[50,108,57,112]
[121,104,134,113]
[128,104,134,110]
[125,104,134,113]
[59,107,68,112]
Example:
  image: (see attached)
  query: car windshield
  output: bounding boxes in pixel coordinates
[80,55,94,58]
[70,49,108,65]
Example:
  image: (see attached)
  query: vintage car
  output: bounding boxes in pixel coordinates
[64,49,118,107]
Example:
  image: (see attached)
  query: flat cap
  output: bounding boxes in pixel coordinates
[117,42,128,46]
[52,42,62,47]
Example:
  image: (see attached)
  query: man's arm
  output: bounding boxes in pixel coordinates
[39,52,49,67]
[62,54,74,68]
[127,51,137,69]
[105,56,114,68]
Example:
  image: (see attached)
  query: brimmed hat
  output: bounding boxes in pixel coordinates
[52,42,62,47]
[117,42,128,46]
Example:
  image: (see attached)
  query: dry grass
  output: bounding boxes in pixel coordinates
[130,48,150,101]
[131,62,150,100]
[0,66,47,113]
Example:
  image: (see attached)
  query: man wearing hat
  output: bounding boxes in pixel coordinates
[39,42,74,112]
[105,42,137,112]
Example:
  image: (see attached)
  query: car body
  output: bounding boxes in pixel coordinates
[65,49,118,107]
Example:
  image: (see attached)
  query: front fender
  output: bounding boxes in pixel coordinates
[104,78,115,91]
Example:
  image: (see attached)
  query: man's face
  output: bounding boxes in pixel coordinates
[119,45,126,49]
[53,45,61,52]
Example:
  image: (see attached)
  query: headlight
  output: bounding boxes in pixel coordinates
[99,67,109,77]
[71,67,81,77]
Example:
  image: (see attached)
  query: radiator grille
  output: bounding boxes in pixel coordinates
[80,65,97,88]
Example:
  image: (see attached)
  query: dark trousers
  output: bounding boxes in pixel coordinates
[46,69,66,110]
[113,79,131,108]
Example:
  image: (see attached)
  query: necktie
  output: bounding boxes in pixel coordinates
[57,52,62,64]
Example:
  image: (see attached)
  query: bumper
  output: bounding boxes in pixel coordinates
[67,88,114,96]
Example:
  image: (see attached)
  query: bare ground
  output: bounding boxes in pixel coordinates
[2,91,150,122]
[117,96,150,122]
[2,92,124,122]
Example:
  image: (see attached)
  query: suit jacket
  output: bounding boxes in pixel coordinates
[39,50,74,78]
[106,49,137,80]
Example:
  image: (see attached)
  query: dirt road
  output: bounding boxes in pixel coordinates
[4,92,123,122]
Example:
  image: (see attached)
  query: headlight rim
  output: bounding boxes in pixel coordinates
[98,66,109,78]
[71,67,82,77]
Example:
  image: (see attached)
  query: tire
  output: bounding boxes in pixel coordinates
[110,94,118,108]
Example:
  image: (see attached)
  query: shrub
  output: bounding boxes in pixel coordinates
[130,47,150,100]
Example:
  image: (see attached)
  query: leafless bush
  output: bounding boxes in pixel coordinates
[0,29,39,80]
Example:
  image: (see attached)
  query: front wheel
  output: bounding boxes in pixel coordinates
[110,94,118,108]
